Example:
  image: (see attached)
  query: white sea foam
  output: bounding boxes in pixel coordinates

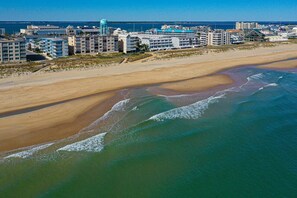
[159,93,195,99]
[4,143,54,159]
[102,99,130,119]
[266,83,278,87]
[259,83,278,90]
[82,99,130,131]
[132,106,139,111]
[239,73,265,89]
[249,73,264,80]
[149,94,225,122]
[57,133,107,152]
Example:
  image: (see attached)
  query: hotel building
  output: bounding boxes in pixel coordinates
[0,38,26,63]
[68,35,119,55]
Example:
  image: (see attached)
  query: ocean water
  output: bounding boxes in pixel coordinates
[1,21,297,34]
[1,66,297,197]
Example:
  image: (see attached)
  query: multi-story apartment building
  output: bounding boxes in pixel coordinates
[236,22,260,30]
[208,30,231,46]
[68,35,118,55]
[40,38,69,58]
[118,34,139,53]
[0,38,26,63]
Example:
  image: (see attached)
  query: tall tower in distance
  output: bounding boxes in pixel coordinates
[100,19,108,35]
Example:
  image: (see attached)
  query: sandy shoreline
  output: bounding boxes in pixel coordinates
[0,44,297,153]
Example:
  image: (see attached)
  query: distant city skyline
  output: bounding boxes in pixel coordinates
[0,0,297,21]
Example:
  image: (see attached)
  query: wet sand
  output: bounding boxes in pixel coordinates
[0,44,296,152]
[260,59,297,69]
[159,75,234,93]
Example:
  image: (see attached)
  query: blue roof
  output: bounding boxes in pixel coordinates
[156,28,194,33]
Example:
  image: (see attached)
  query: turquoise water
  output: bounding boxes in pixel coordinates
[1,67,297,197]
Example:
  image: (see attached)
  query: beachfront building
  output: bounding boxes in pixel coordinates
[0,38,26,63]
[172,37,200,49]
[68,35,119,55]
[236,22,260,30]
[40,38,69,58]
[135,26,202,51]
[197,31,208,46]
[208,30,231,46]
[118,34,139,53]
[135,34,173,51]
[0,28,5,36]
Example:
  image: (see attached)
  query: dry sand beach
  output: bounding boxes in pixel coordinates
[0,44,297,153]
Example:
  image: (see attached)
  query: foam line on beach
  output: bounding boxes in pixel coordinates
[57,133,107,153]
[149,94,225,122]
[4,143,54,159]
[81,98,130,132]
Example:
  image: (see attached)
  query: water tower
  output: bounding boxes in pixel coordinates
[100,19,108,35]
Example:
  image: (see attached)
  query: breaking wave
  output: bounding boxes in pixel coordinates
[57,133,107,153]
[101,99,130,120]
[149,94,225,122]
[82,98,130,132]
[4,143,54,159]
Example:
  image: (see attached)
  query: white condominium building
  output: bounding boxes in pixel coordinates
[118,34,139,53]
[208,30,231,46]
[172,37,201,49]
[136,34,173,51]
[68,35,119,55]
[0,38,26,63]
[135,33,202,51]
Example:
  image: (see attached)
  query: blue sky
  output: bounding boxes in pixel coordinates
[0,0,296,21]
